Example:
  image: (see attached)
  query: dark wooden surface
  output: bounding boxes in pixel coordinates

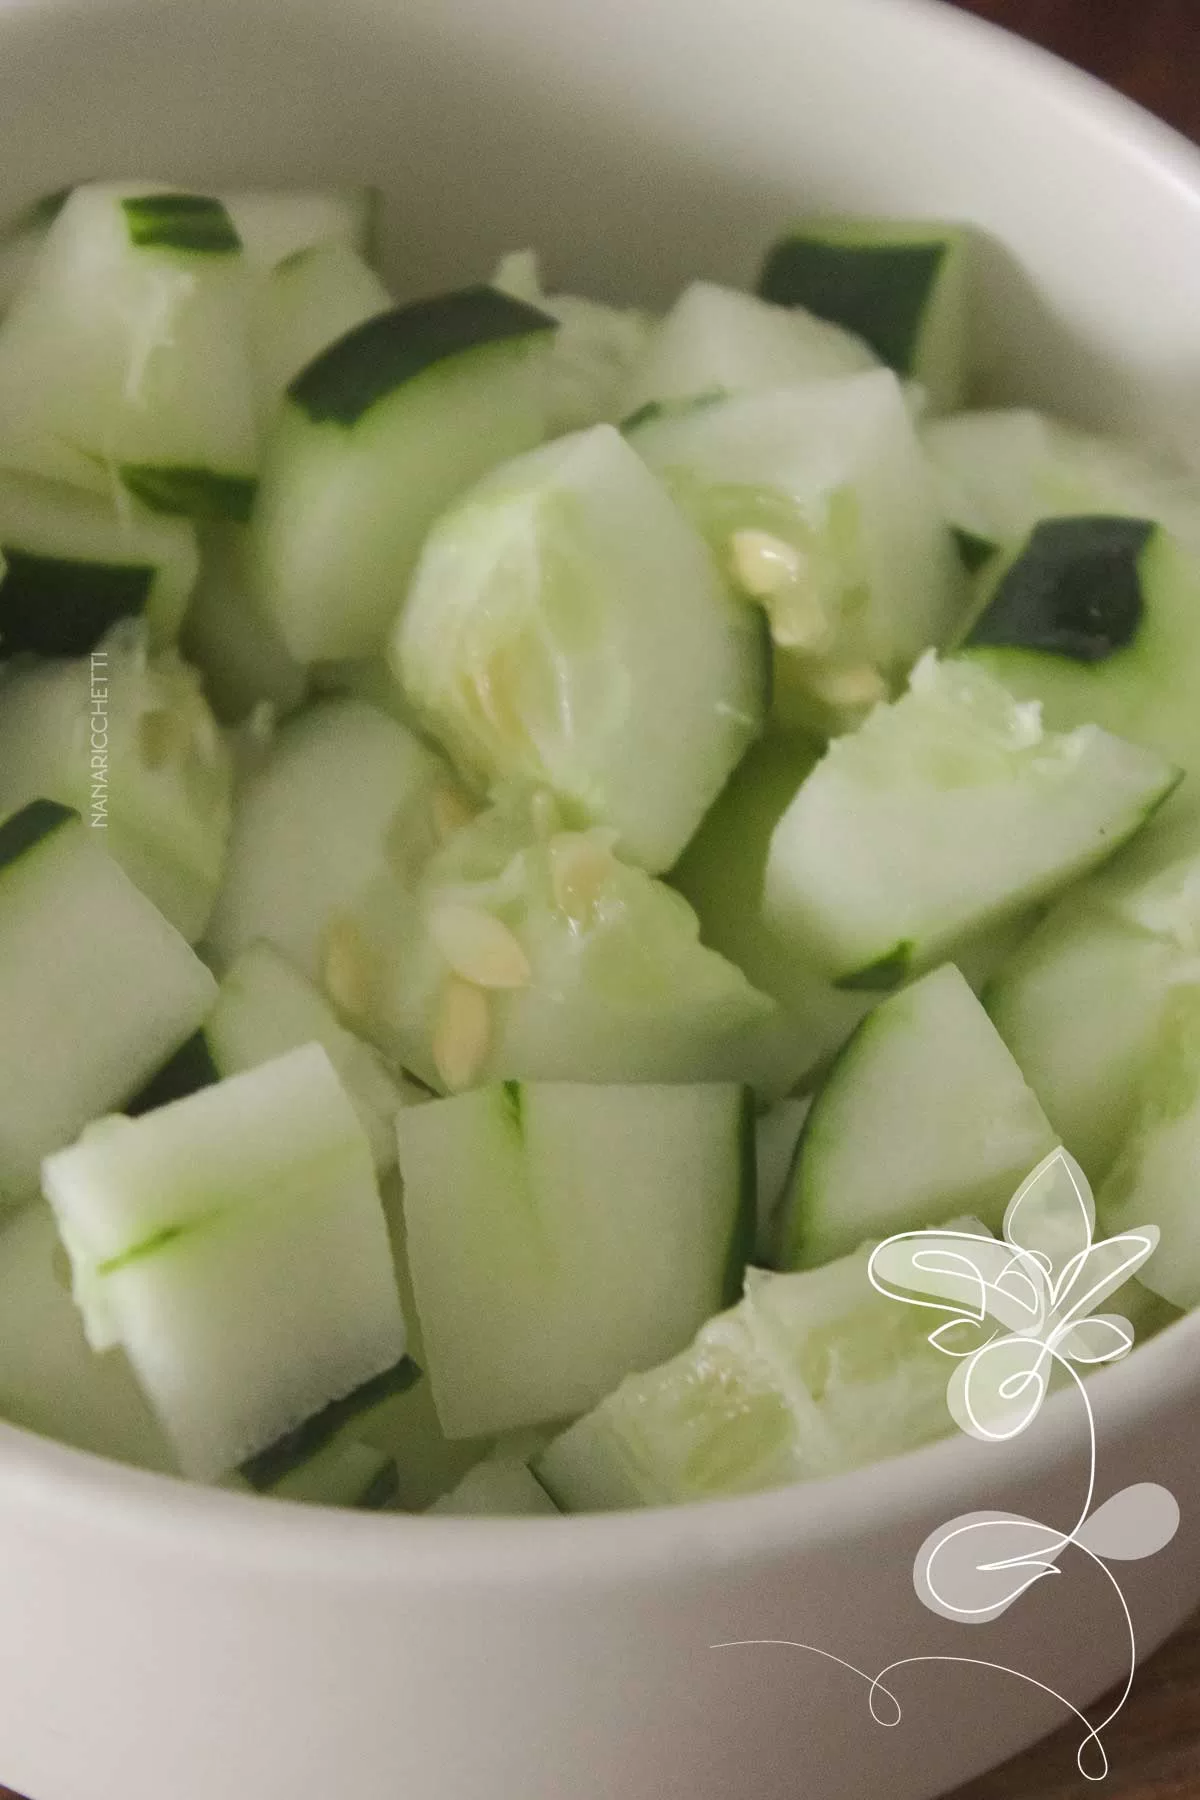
[3,4,1199,1799]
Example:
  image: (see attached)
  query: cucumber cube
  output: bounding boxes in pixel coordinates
[759,218,968,412]
[0,802,215,1203]
[0,181,258,516]
[778,965,1057,1269]
[42,1043,407,1479]
[398,1080,753,1438]
[764,652,1180,986]
[394,422,767,872]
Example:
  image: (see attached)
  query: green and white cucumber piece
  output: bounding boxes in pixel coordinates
[205,941,419,1173]
[0,467,198,654]
[253,239,391,413]
[253,286,555,661]
[426,1454,559,1516]
[344,792,777,1095]
[671,734,874,1095]
[180,525,309,724]
[960,517,1200,788]
[224,186,378,269]
[778,964,1057,1269]
[986,823,1200,1182]
[205,696,455,982]
[536,1237,974,1511]
[43,1043,408,1479]
[398,1080,754,1437]
[394,422,766,872]
[758,218,968,413]
[491,248,654,435]
[619,280,877,416]
[0,621,233,940]
[1098,985,1200,1312]
[924,408,1200,557]
[628,371,964,736]
[0,182,258,516]
[764,652,1180,987]
[0,1201,175,1471]
[0,802,215,1203]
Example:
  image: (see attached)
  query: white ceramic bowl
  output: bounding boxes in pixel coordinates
[2,3,1200,1797]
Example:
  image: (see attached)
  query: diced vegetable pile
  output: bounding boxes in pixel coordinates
[0,181,1196,1515]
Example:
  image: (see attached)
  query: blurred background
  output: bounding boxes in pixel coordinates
[953,0,1200,141]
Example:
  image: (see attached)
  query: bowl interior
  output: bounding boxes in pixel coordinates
[0,0,1199,1564]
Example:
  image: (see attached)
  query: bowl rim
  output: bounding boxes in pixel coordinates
[3,0,1200,1586]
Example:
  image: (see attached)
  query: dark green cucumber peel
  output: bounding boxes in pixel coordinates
[0,798,76,872]
[758,231,948,374]
[952,526,998,576]
[501,1079,524,1134]
[121,193,241,256]
[0,548,152,656]
[965,516,1155,663]
[836,942,914,992]
[125,1032,220,1118]
[722,1087,758,1304]
[288,287,556,428]
[239,1355,423,1491]
[120,466,257,523]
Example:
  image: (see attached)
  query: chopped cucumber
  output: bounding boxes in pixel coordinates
[987,823,1200,1182]
[205,696,455,983]
[619,280,876,415]
[924,408,1200,556]
[960,517,1200,786]
[764,653,1180,986]
[0,621,233,940]
[393,422,766,872]
[427,1455,559,1516]
[0,1201,175,1471]
[224,186,378,269]
[205,941,419,1173]
[254,240,391,413]
[778,965,1057,1268]
[671,735,873,1094]
[535,1237,974,1510]
[491,248,653,434]
[0,801,215,1203]
[343,792,777,1095]
[1098,985,1200,1311]
[759,218,968,412]
[398,1080,753,1437]
[0,181,258,516]
[627,371,964,735]
[42,1043,408,1479]
[180,525,309,724]
[0,468,198,654]
[253,287,555,661]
